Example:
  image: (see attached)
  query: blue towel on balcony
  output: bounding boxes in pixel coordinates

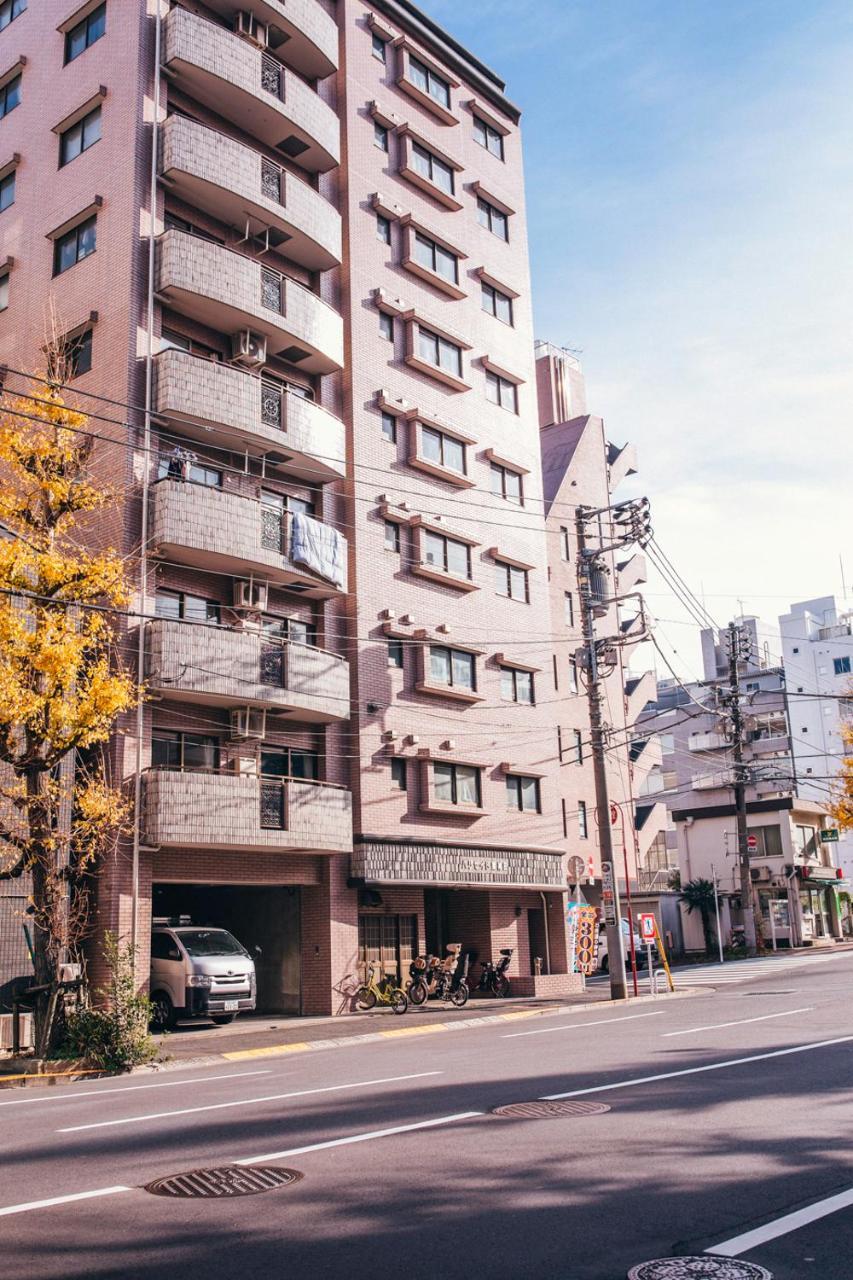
[291,512,345,588]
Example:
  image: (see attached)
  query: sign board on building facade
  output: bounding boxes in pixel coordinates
[820,829,839,843]
[638,913,656,942]
[601,860,617,925]
[566,903,599,975]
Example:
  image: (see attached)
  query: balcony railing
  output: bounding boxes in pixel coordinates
[201,0,339,79]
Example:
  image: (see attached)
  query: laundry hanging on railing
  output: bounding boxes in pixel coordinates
[290,512,345,588]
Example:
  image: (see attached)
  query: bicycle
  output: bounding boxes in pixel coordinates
[354,963,408,1015]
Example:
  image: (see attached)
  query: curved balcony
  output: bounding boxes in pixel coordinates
[162,7,339,173]
[155,229,343,375]
[150,478,348,600]
[143,770,352,855]
[160,116,341,272]
[147,619,350,722]
[202,0,339,79]
[154,349,345,482]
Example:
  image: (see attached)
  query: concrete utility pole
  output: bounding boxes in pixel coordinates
[725,621,758,952]
[576,498,651,1002]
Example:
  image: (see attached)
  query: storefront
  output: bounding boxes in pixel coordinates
[797,867,845,942]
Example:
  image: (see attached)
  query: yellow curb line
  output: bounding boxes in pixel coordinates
[379,1023,448,1038]
[223,1042,311,1061]
[0,1067,106,1083]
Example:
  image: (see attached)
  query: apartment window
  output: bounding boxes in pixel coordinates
[490,462,522,505]
[66,328,93,378]
[387,639,404,669]
[477,196,508,240]
[64,2,106,63]
[151,730,220,773]
[481,281,513,325]
[381,410,397,442]
[572,729,583,764]
[434,762,480,807]
[794,824,818,859]
[747,825,784,859]
[429,645,475,692]
[155,589,220,625]
[568,655,578,693]
[408,55,451,110]
[374,121,389,152]
[485,369,518,412]
[417,326,462,378]
[564,592,574,627]
[261,614,314,647]
[53,215,96,276]
[59,105,101,166]
[834,656,851,675]
[0,271,7,311]
[506,774,540,813]
[391,758,407,790]
[578,800,588,839]
[379,310,394,341]
[0,73,20,119]
[413,231,458,284]
[376,213,391,244]
[423,530,471,580]
[421,424,465,475]
[500,666,533,704]
[560,527,570,560]
[372,32,387,62]
[473,114,504,159]
[0,1,26,32]
[411,142,454,196]
[158,455,222,488]
[384,519,400,552]
[495,560,529,603]
[0,170,13,211]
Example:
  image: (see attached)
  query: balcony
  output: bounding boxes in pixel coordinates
[154,349,345,482]
[150,478,348,599]
[750,733,791,756]
[162,7,339,173]
[160,116,341,271]
[143,770,352,854]
[156,230,343,375]
[202,0,339,80]
[688,731,728,752]
[147,619,350,722]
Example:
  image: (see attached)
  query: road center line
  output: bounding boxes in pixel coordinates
[503,1011,665,1039]
[0,1186,132,1219]
[662,1007,814,1037]
[0,1069,274,1109]
[237,1111,484,1165]
[541,1035,853,1099]
[706,1185,853,1257]
[56,1071,443,1133]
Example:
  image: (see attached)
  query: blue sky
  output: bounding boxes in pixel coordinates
[417,0,853,675]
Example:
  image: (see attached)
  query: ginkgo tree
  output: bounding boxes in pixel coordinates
[0,363,139,1056]
[831,720,853,833]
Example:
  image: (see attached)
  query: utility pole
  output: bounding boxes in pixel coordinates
[576,497,651,1002]
[725,620,758,952]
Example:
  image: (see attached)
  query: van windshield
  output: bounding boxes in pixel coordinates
[176,929,247,957]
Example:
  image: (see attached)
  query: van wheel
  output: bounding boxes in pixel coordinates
[150,992,176,1032]
[599,955,609,974]
[210,1014,237,1026]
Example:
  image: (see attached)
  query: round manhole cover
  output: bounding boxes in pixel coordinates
[627,1259,772,1279]
[491,1099,611,1119]
[144,1166,303,1199]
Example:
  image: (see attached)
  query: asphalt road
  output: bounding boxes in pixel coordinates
[3,952,853,1280]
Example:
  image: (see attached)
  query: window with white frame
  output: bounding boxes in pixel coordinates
[411,142,455,196]
[506,774,540,813]
[417,326,463,378]
[578,800,588,838]
[490,461,522,504]
[481,280,513,325]
[477,195,508,240]
[495,560,529,602]
[433,762,481,807]
[500,666,533,704]
[413,231,459,284]
[429,645,475,692]
[485,369,518,412]
[423,530,471,580]
[408,54,451,110]
[420,424,466,475]
[473,114,504,159]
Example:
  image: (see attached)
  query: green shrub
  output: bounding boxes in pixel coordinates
[63,933,157,1071]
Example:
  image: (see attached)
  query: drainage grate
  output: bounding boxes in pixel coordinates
[491,1099,611,1120]
[627,1258,772,1279]
[741,991,794,997]
[144,1166,302,1199]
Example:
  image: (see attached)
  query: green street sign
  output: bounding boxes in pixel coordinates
[820,829,839,843]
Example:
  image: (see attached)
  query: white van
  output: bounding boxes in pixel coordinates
[597,917,652,973]
[149,921,257,1030]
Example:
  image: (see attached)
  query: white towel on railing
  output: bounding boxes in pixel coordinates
[290,512,345,588]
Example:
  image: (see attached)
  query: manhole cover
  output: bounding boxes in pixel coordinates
[491,1099,611,1119]
[627,1258,772,1279]
[144,1166,302,1199]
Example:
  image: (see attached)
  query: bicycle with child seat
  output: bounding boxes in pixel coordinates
[354,963,408,1014]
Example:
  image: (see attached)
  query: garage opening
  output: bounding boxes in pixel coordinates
[151,883,301,1015]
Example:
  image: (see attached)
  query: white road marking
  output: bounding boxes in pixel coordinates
[237,1111,484,1165]
[706,1185,853,1257]
[542,1035,853,1099]
[0,1187,132,1219]
[0,1069,274,1108]
[662,1007,814,1037]
[56,1071,443,1133]
[503,1011,665,1039]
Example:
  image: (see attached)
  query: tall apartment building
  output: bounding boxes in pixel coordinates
[0,0,599,1012]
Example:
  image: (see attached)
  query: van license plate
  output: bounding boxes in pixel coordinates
[223,1001,238,1012]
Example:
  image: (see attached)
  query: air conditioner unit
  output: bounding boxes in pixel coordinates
[230,329,267,368]
[233,579,269,612]
[234,11,268,46]
[230,707,267,741]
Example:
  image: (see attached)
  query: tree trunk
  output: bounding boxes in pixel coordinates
[700,907,714,956]
[26,770,65,1059]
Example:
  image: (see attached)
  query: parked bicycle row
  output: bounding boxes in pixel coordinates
[355,944,514,1015]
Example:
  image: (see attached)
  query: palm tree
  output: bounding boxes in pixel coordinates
[680,878,717,956]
